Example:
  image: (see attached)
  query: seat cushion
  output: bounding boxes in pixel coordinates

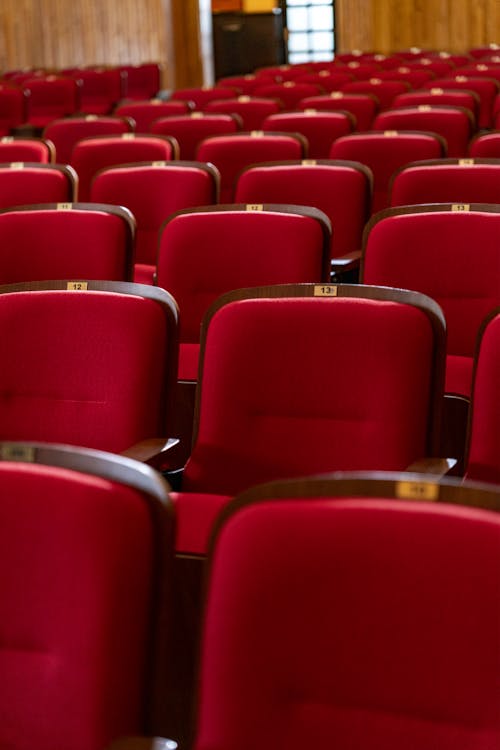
[445,354,473,397]
[170,491,232,554]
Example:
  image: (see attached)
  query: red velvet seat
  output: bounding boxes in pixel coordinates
[69,67,126,115]
[252,81,324,110]
[261,110,354,159]
[204,96,283,131]
[0,440,173,750]
[215,74,275,95]
[0,280,179,458]
[118,63,162,100]
[390,158,500,206]
[114,99,192,131]
[340,78,411,109]
[23,75,80,129]
[423,75,499,128]
[294,69,356,91]
[373,105,475,158]
[469,131,500,158]
[298,92,379,130]
[195,131,306,202]
[43,115,134,164]
[235,159,372,268]
[150,113,241,161]
[0,135,55,162]
[90,161,220,284]
[376,65,436,87]
[170,86,238,109]
[361,203,500,399]
[0,84,28,135]
[329,130,445,213]
[465,307,500,485]
[70,133,178,200]
[186,473,500,750]
[392,87,480,121]
[0,163,77,208]
[168,283,446,555]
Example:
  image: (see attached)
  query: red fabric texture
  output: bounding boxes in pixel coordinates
[298,93,379,131]
[24,77,79,128]
[340,79,410,109]
[329,133,443,213]
[194,498,500,750]
[43,117,132,165]
[114,100,191,131]
[390,163,500,206]
[392,90,480,121]
[204,98,282,131]
[196,134,304,202]
[150,114,240,161]
[373,107,472,158]
[252,82,322,110]
[0,139,51,163]
[90,164,217,265]
[362,210,500,396]
[469,132,500,158]
[170,490,231,554]
[183,297,435,497]
[0,167,73,209]
[466,313,500,483]
[235,162,369,258]
[423,76,497,128]
[0,208,130,283]
[0,290,170,451]
[261,111,353,159]
[71,136,175,201]
[157,210,327,346]
[0,462,154,750]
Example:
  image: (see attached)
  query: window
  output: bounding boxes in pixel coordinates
[282,0,335,63]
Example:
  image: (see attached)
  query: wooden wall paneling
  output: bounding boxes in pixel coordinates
[336,0,374,53]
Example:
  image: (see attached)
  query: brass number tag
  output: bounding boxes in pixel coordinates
[57,203,73,210]
[246,204,263,211]
[452,204,470,212]
[122,133,135,140]
[302,159,317,165]
[314,285,338,297]
[396,481,439,501]
[0,443,35,462]
[67,281,88,290]
[10,162,24,169]
[458,159,474,166]
[1,136,13,143]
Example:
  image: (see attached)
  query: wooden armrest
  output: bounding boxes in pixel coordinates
[108,737,178,750]
[405,457,457,476]
[121,437,180,467]
[330,250,361,275]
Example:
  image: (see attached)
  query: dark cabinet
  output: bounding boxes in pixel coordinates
[212,10,286,79]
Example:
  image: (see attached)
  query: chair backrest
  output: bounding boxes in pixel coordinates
[23,75,80,128]
[235,159,372,260]
[170,86,237,109]
[392,88,480,122]
[43,115,134,164]
[340,78,411,109]
[390,158,500,206]
[203,96,283,131]
[0,202,135,283]
[294,69,356,91]
[118,62,162,100]
[90,161,220,279]
[329,131,446,213]
[182,284,445,496]
[0,280,179,453]
[196,131,307,202]
[193,473,500,750]
[0,85,28,135]
[252,81,323,110]
[361,203,500,397]
[72,67,126,115]
[423,76,499,128]
[465,307,500,484]
[376,65,436,87]
[114,99,192,130]
[70,133,178,200]
[373,105,475,158]
[261,111,354,159]
[469,131,500,158]
[156,205,331,381]
[150,113,241,160]
[0,440,173,750]
[298,92,379,130]
[0,163,77,208]
[0,135,55,163]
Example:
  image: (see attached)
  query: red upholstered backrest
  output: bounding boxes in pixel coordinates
[91,164,218,265]
[70,135,176,201]
[0,87,27,134]
[0,206,133,283]
[423,77,497,128]
[469,132,500,158]
[204,98,282,131]
[114,100,191,131]
[362,209,500,360]
[261,112,353,159]
[0,165,75,208]
[390,161,500,206]
[196,133,305,202]
[298,93,379,131]
[0,289,173,451]
[0,138,52,163]
[329,132,444,213]
[252,82,322,109]
[195,495,500,750]
[24,76,79,126]
[43,116,133,165]
[235,162,371,259]
[183,295,438,495]
[157,209,329,344]
[150,114,240,161]
[0,462,154,750]
[466,311,500,484]
[340,79,410,109]
[392,90,480,121]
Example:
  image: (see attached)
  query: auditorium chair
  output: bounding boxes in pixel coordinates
[0,135,55,162]
[0,162,77,208]
[170,86,238,109]
[195,131,307,202]
[455,63,500,84]
[0,84,28,135]
[298,91,379,130]
[261,110,354,159]
[90,161,220,284]
[0,440,174,750]
[329,130,446,213]
[118,62,162,100]
[0,280,179,464]
[0,202,135,283]
[215,74,275,95]
[150,113,241,161]
[343,60,383,79]
[391,87,480,122]
[390,158,500,206]
[373,105,475,157]
[464,307,500,485]
[235,159,372,272]
[70,66,126,115]
[114,99,192,131]
[340,78,411,109]
[22,75,80,130]
[252,81,324,110]
[293,69,355,91]
[468,131,500,158]
[70,133,179,200]
[43,114,134,164]
[203,96,283,131]
[375,65,436,87]
[404,56,455,77]
[423,75,499,128]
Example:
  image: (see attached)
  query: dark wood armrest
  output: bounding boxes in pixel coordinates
[406,457,457,476]
[108,737,178,750]
[330,250,361,275]
[121,437,180,467]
